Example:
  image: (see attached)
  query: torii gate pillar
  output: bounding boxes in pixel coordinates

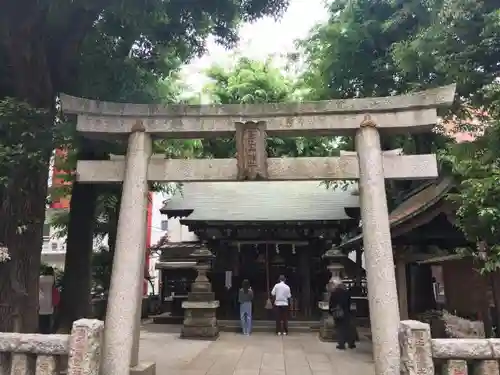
[356,118,400,375]
[101,129,152,375]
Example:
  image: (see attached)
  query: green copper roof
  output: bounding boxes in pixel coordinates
[162,181,359,222]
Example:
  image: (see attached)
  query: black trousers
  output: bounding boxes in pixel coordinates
[39,314,53,334]
[335,316,356,347]
[275,306,289,334]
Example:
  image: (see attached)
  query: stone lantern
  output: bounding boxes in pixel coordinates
[318,246,348,342]
[190,247,214,293]
[324,247,347,296]
[180,245,220,340]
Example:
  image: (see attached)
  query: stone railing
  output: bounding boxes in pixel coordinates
[417,310,485,339]
[0,319,103,375]
[400,320,500,375]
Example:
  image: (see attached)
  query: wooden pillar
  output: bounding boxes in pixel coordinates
[231,243,240,276]
[355,248,363,287]
[396,254,409,320]
[230,243,240,319]
[409,263,436,314]
[299,246,311,318]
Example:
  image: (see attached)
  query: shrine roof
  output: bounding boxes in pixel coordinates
[150,238,203,261]
[161,181,359,222]
[339,177,454,250]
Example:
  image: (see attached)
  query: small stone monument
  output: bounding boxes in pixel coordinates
[319,247,347,342]
[181,246,220,340]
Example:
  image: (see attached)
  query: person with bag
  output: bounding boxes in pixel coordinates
[238,279,253,335]
[329,279,356,350]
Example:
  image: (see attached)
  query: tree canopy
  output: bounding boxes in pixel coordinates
[300,0,500,111]
[199,56,339,158]
[443,85,500,271]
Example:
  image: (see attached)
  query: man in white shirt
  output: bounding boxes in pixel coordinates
[271,275,291,335]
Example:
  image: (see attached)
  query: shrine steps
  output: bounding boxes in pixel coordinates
[218,320,321,333]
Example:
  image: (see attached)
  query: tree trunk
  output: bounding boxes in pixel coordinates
[108,191,122,254]
[56,181,97,333]
[0,13,55,332]
[0,2,100,332]
[0,162,51,332]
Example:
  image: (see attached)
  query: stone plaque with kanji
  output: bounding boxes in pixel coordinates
[235,121,268,180]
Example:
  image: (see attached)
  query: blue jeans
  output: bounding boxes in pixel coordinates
[240,302,252,334]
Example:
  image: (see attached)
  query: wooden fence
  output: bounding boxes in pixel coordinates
[0,319,103,375]
[400,320,500,375]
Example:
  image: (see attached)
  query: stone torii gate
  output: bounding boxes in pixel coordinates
[60,84,455,375]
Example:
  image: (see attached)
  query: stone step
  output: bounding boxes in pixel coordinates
[153,313,370,327]
[152,314,183,325]
[150,315,372,339]
[152,315,320,332]
[218,320,321,333]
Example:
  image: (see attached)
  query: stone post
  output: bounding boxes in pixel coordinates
[10,354,34,375]
[442,360,467,375]
[356,119,400,375]
[474,361,500,375]
[67,319,104,375]
[399,320,434,375]
[36,355,58,375]
[101,130,152,375]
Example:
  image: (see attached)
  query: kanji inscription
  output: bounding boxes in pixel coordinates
[235,121,268,180]
[244,127,258,167]
[67,320,103,375]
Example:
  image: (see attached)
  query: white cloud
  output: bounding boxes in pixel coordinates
[180,0,329,94]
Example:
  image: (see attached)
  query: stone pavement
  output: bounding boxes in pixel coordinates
[138,324,375,375]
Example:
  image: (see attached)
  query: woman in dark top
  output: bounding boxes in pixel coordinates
[238,279,254,335]
[329,279,356,350]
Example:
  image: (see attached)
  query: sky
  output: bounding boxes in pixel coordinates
[180,0,330,94]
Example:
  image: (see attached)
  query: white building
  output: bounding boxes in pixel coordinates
[41,208,109,270]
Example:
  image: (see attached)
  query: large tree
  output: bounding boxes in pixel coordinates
[443,84,500,271]
[0,0,289,332]
[300,0,500,109]
[298,0,500,202]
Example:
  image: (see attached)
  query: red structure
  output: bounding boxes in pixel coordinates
[50,149,71,210]
[144,193,153,296]
[50,149,152,296]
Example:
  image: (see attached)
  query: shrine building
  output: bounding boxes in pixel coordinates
[154,181,365,321]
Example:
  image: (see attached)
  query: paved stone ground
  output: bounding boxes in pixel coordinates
[138,324,375,375]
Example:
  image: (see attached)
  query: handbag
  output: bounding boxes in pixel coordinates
[265,298,273,310]
[331,306,344,319]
